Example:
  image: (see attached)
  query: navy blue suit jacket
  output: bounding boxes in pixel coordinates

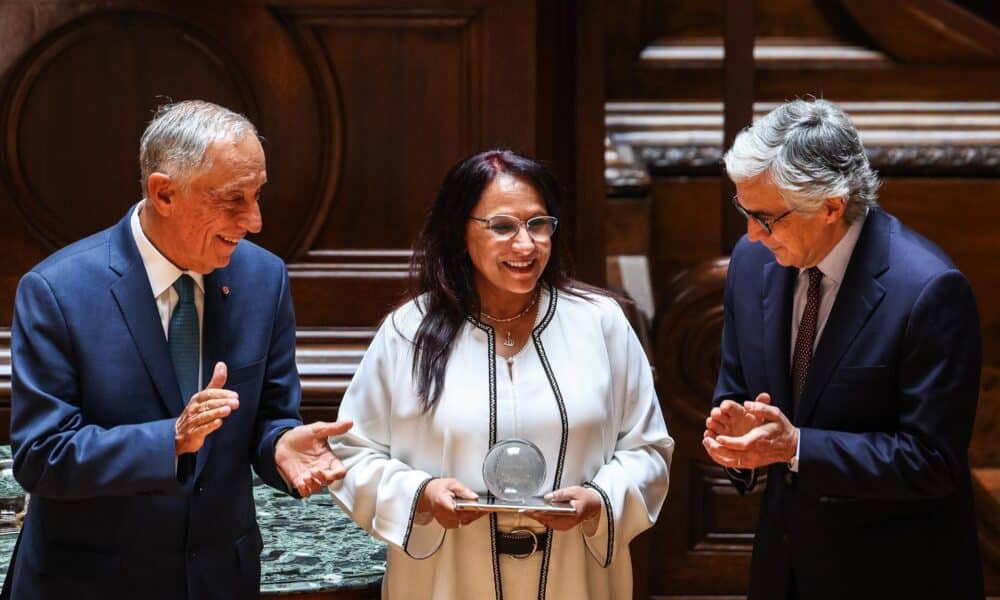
[715,209,983,599]
[7,210,303,599]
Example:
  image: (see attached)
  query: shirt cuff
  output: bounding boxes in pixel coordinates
[274,427,294,492]
[788,432,801,472]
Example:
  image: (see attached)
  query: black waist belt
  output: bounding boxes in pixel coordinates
[495,529,548,557]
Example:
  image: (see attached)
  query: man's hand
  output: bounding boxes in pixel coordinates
[528,486,603,532]
[704,397,799,470]
[416,478,484,529]
[175,362,239,456]
[704,394,769,440]
[275,420,354,497]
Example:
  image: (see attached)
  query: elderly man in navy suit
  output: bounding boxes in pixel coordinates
[6,100,352,598]
[703,99,983,599]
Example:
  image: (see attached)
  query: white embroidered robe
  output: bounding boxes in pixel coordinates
[328,287,674,599]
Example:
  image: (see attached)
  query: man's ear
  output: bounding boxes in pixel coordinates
[824,196,846,223]
[145,172,175,216]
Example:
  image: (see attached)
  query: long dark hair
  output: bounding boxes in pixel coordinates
[407,149,586,411]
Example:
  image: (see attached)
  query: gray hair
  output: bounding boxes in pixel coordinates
[723,98,879,222]
[139,100,258,195]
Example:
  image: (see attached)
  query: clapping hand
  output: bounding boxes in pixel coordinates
[175,362,239,456]
[703,393,798,469]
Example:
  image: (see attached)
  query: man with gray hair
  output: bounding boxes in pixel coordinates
[703,98,983,598]
[5,100,352,598]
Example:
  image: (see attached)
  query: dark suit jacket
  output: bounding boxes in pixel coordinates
[6,210,303,599]
[714,208,984,599]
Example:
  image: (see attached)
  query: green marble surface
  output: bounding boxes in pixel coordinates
[0,447,386,594]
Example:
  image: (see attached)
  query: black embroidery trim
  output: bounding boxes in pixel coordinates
[531,285,564,600]
[583,481,615,568]
[402,477,439,559]
[466,316,503,600]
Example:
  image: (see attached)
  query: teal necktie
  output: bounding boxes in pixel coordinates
[169,275,199,404]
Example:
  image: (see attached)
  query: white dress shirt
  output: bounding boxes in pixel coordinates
[788,209,867,471]
[129,202,206,389]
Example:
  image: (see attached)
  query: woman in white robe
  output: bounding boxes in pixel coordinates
[328,150,674,600]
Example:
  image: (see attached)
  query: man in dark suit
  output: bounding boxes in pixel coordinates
[703,99,983,599]
[6,100,352,598]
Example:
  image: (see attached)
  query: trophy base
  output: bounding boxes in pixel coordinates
[454,496,576,514]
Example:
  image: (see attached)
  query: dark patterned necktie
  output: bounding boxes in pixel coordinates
[169,274,199,403]
[792,267,822,409]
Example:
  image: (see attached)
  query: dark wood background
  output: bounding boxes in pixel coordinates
[1,0,999,597]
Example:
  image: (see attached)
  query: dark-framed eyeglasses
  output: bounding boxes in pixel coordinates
[469,214,559,241]
[731,196,797,235]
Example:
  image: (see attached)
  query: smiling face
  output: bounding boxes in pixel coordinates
[736,172,847,268]
[155,134,266,273]
[465,174,552,314]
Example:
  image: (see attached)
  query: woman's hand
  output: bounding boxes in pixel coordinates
[416,478,485,529]
[527,486,603,531]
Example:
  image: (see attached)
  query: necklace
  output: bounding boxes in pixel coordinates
[480,291,539,348]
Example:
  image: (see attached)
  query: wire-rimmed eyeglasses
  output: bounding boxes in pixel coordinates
[469,215,559,241]
[731,196,797,235]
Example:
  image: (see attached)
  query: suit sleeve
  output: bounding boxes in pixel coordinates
[251,264,305,493]
[583,300,675,568]
[797,269,981,499]
[327,318,444,559]
[10,271,182,498]
[713,250,758,493]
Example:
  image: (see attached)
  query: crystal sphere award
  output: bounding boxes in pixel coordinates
[482,438,546,501]
[454,438,575,514]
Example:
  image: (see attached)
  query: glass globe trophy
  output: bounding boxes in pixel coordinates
[483,439,546,501]
[455,439,575,513]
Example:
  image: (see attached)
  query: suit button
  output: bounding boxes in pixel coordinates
[196,486,205,495]
[783,472,795,486]
[782,533,790,545]
[190,551,198,560]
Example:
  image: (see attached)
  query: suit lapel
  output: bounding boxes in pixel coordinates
[108,212,186,416]
[796,210,889,425]
[761,260,796,419]
[195,268,231,481]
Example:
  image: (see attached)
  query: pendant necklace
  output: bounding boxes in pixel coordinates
[481,291,539,348]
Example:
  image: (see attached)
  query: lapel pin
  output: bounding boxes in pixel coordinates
[221,286,230,296]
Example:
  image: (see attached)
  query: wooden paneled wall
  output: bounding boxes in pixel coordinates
[603,1,1000,597]
[0,0,606,435]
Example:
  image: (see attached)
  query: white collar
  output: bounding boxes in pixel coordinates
[130,201,205,298]
[802,208,868,285]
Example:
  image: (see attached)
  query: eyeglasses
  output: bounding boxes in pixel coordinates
[469,214,559,241]
[731,196,797,235]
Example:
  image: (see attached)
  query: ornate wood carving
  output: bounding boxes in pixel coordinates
[604,138,650,197]
[840,0,1000,63]
[0,10,259,251]
[607,101,1000,176]
[654,257,729,427]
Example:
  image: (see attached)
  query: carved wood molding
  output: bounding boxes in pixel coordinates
[0,326,373,408]
[653,257,729,427]
[0,9,260,251]
[840,0,1000,63]
[605,137,650,197]
[639,36,890,70]
[296,326,375,407]
[287,250,411,327]
[271,6,483,259]
[269,7,346,259]
[608,101,1000,176]
[689,460,763,554]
